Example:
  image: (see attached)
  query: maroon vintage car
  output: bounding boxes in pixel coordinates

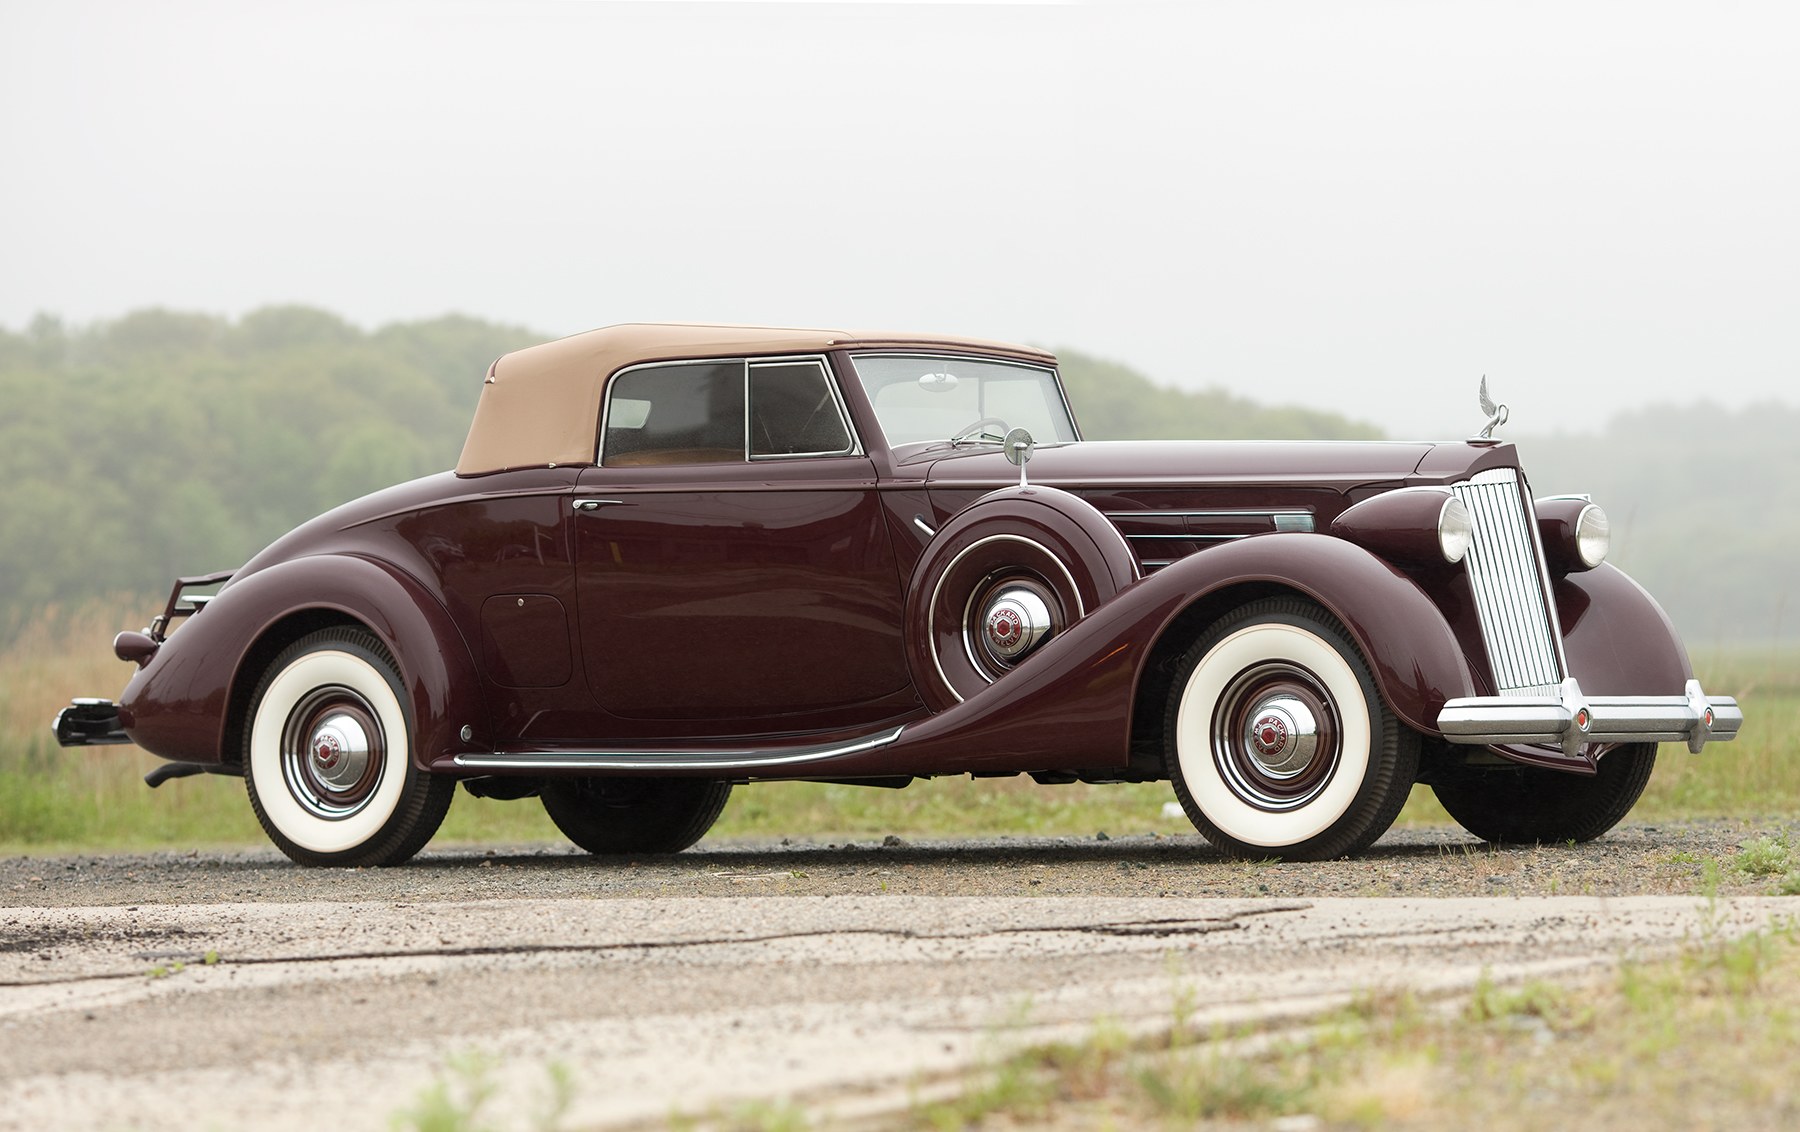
[55,323,1741,865]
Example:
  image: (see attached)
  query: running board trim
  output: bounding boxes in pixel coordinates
[451,726,906,773]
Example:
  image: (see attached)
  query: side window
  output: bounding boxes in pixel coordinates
[750,361,853,458]
[602,362,745,466]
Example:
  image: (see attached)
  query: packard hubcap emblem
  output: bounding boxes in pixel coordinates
[1252,714,1289,757]
[313,733,342,770]
[987,606,1023,649]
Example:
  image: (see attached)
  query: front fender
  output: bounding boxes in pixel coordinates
[119,554,485,769]
[1138,534,1477,735]
[1555,562,1693,696]
[882,533,1475,776]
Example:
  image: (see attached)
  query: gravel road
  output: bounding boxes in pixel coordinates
[4,819,1794,908]
[2,821,1795,1131]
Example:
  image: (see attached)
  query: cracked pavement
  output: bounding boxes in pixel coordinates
[1,834,1793,1129]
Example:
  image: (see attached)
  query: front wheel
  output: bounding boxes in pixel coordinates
[1429,743,1656,844]
[244,628,454,866]
[540,777,733,855]
[1165,598,1418,861]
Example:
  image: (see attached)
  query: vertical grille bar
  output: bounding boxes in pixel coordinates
[1452,468,1563,695]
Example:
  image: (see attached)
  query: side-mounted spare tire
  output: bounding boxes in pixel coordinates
[904,485,1138,709]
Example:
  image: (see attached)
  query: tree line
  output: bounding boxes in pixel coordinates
[1,307,1786,645]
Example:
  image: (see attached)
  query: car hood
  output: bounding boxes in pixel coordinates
[915,439,1514,491]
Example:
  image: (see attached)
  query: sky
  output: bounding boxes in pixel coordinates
[3,0,1796,438]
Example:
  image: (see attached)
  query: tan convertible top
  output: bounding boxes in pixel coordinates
[455,322,1055,475]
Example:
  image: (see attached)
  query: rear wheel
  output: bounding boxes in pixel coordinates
[1430,743,1656,844]
[1165,598,1418,861]
[540,777,733,855]
[244,628,453,867]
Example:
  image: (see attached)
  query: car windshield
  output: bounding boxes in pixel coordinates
[849,354,1079,448]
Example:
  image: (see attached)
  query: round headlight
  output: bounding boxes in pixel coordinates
[1575,504,1609,568]
[1438,496,1473,564]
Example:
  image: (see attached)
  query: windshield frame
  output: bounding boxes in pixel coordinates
[846,351,1082,452]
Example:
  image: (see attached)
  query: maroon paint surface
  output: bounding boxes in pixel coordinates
[107,347,1696,781]
[571,458,912,725]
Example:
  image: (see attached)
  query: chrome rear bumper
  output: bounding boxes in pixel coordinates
[1438,679,1742,755]
[53,698,131,747]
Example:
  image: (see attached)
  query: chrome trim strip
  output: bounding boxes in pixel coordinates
[1438,679,1742,753]
[913,515,937,539]
[453,725,906,773]
[1121,533,1244,541]
[1101,509,1313,520]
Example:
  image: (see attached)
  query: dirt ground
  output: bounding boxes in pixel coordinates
[2,823,1795,1130]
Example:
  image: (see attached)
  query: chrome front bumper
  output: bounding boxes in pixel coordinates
[1438,678,1742,755]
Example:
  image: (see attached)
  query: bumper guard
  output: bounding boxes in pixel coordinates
[1438,678,1742,756]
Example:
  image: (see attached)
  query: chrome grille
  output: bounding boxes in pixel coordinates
[1451,468,1564,695]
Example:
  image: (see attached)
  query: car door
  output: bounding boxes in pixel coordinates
[573,356,913,728]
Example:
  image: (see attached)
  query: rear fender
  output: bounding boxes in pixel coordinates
[119,555,484,770]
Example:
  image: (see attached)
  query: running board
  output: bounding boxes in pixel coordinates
[451,725,906,773]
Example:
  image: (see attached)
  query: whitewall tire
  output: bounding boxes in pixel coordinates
[1166,598,1418,861]
[244,628,453,866]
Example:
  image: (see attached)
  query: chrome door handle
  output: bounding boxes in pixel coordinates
[573,498,624,512]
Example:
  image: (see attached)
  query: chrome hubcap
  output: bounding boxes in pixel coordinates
[981,585,1052,662]
[307,712,372,792]
[1212,663,1341,812]
[281,686,385,820]
[1242,695,1318,777]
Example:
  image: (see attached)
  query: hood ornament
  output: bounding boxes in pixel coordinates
[1475,375,1509,441]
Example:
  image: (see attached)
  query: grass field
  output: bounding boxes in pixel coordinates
[2,600,1794,855]
[885,917,1800,1132]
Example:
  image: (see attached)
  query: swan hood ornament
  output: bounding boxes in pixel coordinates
[1475,375,1509,441]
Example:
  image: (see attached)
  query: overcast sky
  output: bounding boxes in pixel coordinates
[3,0,1795,437]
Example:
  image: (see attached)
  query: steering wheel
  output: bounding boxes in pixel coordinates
[950,417,1009,445]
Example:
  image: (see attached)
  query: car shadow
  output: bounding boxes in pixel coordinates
[409,831,1504,872]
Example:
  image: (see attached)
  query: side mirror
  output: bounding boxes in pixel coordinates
[1003,427,1035,486]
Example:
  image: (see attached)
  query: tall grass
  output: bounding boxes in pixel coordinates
[2,600,1793,853]
[1648,649,1798,815]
